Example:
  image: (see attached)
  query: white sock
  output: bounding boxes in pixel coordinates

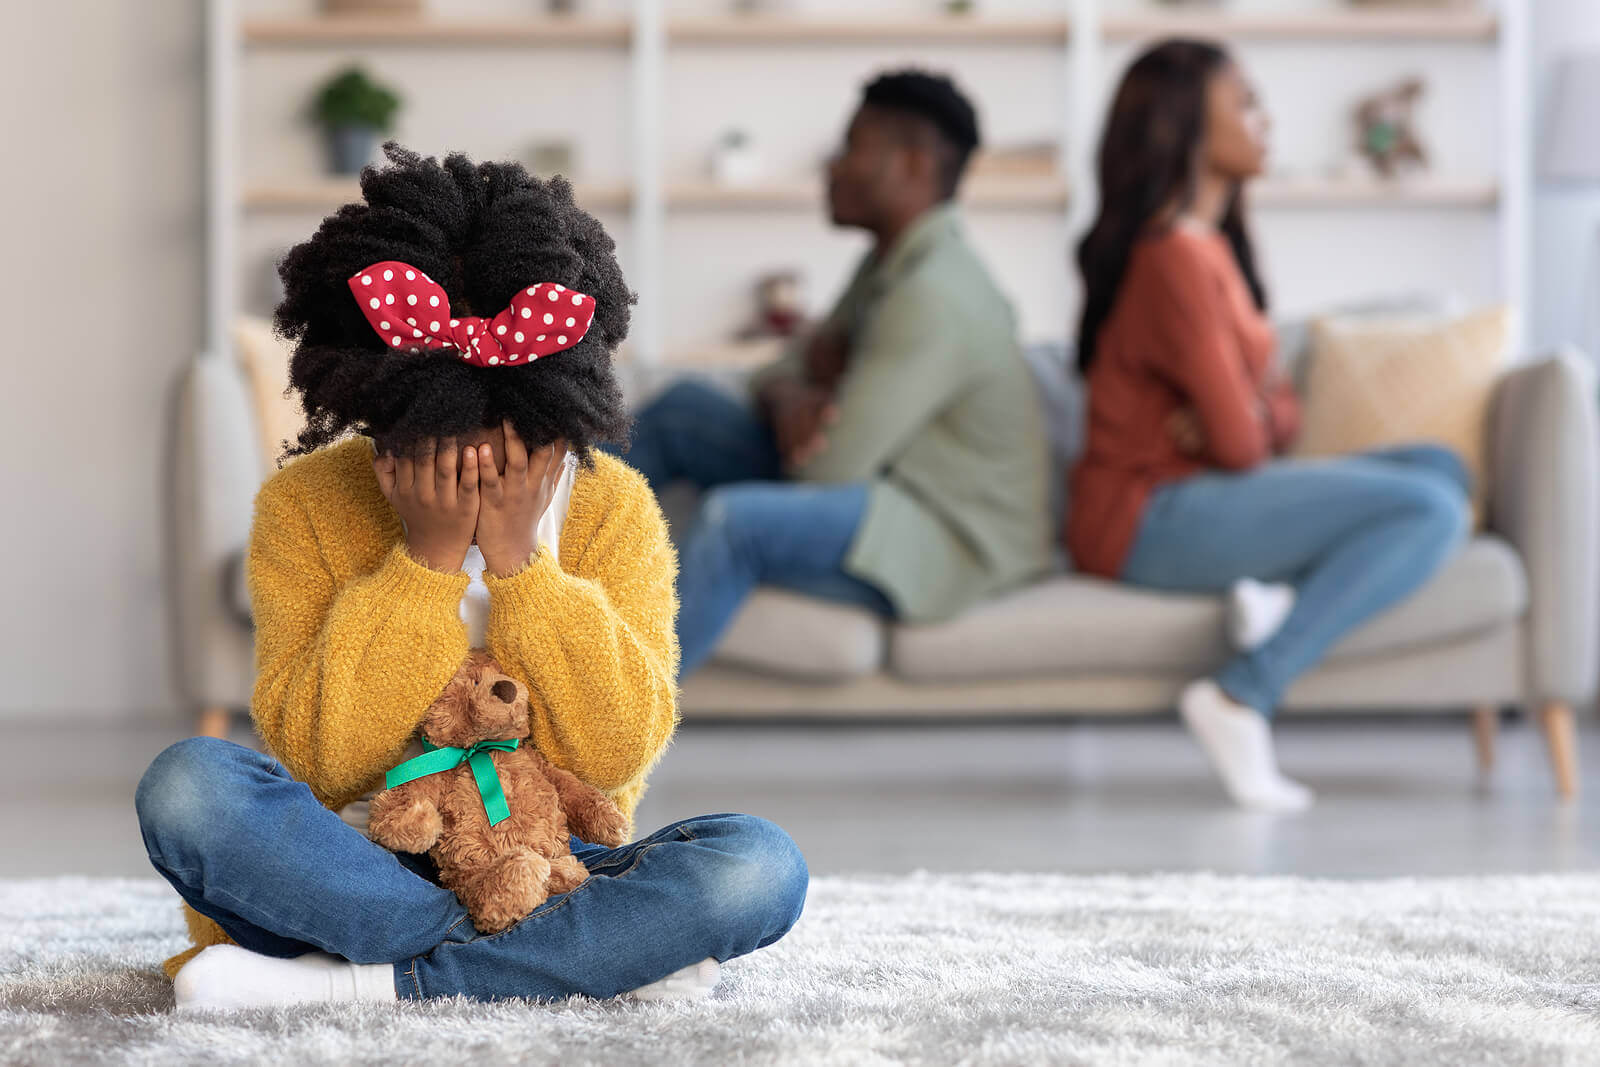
[623,958,721,1003]
[1179,680,1314,813]
[174,944,396,1012]
[1227,578,1296,652]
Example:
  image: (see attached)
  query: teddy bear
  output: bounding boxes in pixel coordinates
[368,650,630,934]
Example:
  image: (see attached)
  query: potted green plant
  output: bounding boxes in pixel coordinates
[311,66,401,175]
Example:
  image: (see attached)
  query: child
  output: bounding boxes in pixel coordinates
[135,145,807,1011]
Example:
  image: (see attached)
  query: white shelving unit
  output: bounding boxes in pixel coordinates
[207,0,1527,368]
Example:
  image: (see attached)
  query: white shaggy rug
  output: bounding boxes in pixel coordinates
[4,873,1600,1066]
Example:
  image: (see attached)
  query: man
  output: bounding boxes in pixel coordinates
[622,68,1052,676]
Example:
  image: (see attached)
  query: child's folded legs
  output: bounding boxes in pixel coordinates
[136,736,474,965]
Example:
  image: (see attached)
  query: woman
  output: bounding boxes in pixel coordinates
[1068,41,1470,812]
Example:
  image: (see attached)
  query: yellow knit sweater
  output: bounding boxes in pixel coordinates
[162,437,680,978]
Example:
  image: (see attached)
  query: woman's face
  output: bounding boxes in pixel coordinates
[1203,62,1270,181]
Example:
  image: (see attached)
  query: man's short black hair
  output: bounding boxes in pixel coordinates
[861,68,982,198]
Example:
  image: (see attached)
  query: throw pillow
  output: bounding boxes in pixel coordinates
[1293,305,1512,524]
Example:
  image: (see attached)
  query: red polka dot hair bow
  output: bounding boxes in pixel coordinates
[347,260,598,367]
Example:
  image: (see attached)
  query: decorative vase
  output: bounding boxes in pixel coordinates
[327,124,379,175]
[711,131,764,186]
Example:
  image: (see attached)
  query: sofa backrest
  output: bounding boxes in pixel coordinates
[233,316,304,479]
[1018,342,1081,536]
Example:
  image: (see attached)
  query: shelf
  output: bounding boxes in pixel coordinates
[667,15,1069,45]
[244,176,1069,213]
[242,15,631,46]
[241,9,1496,48]
[244,176,1494,215]
[1253,177,1499,208]
[243,178,633,213]
[668,176,1070,211]
[1102,9,1498,42]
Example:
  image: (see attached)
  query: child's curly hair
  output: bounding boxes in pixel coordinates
[274,143,634,466]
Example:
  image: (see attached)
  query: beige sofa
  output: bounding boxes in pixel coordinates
[655,335,1599,799]
[170,322,1598,798]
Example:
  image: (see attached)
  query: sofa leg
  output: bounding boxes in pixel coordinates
[1538,701,1579,802]
[196,705,231,740]
[1472,705,1497,773]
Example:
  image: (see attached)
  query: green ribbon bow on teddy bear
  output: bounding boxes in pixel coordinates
[384,738,522,826]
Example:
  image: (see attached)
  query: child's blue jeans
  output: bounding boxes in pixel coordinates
[135,736,808,1001]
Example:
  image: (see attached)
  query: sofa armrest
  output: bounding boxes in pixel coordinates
[169,352,265,712]
[1487,349,1600,708]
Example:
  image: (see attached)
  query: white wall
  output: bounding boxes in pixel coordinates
[0,2,204,719]
[1530,0,1600,357]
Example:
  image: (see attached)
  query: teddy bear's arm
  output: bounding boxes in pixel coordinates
[541,759,630,848]
[368,772,449,855]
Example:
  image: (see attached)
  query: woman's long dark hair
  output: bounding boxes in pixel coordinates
[1075,39,1267,373]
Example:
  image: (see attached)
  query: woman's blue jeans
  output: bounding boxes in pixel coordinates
[135,737,808,1002]
[1121,444,1472,717]
[611,379,896,675]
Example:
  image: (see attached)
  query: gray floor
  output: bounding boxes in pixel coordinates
[3,713,1595,880]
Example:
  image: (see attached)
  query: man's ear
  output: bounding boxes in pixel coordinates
[907,141,937,186]
[893,139,940,203]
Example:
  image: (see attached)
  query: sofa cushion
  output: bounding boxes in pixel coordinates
[888,536,1527,682]
[1294,305,1511,525]
[713,587,887,681]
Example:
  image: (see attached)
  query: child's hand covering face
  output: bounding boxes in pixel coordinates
[373,421,567,575]
[474,420,568,577]
[374,436,481,572]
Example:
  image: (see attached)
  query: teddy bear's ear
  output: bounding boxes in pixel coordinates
[464,649,497,680]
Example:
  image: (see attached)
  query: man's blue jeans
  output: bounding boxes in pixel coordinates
[1121,444,1471,716]
[135,737,808,1001]
[612,380,896,675]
